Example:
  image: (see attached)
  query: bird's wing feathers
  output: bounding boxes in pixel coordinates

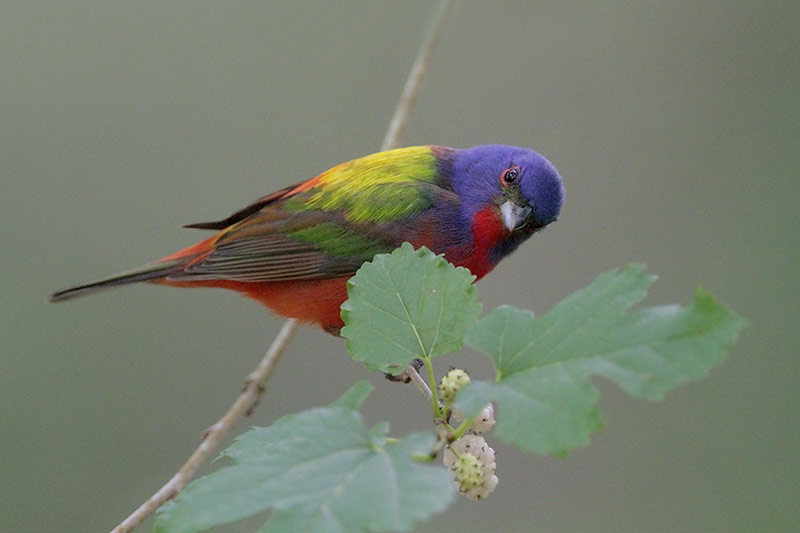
[170,146,450,282]
[182,182,303,230]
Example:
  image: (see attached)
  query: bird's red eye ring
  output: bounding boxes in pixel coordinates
[501,166,520,187]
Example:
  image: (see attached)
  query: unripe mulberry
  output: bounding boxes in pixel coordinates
[438,368,470,405]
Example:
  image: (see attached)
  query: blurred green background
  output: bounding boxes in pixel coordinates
[2,1,798,531]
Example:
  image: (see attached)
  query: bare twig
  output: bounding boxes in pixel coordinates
[112,319,298,533]
[381,0,454,152]
[403,363,434,402]
[112,2,453,531]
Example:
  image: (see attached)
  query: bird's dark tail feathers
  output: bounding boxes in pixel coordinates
[48,259,187,303]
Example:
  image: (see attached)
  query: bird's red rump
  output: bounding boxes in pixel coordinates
[154,236,351,333]
[158,276,351,334]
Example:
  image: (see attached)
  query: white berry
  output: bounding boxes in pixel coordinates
[443,434,498,501]
[451,403,496,434]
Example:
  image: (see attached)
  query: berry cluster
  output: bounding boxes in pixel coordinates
[438,368,498,500]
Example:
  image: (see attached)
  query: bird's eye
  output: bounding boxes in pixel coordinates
[501,166,520,186]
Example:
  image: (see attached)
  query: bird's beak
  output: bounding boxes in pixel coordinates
[499,200,532,231]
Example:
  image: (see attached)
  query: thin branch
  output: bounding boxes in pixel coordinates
[403,363,434,402]
[381,0,454,152]
[111,319,298,533]
[112,2,453,531]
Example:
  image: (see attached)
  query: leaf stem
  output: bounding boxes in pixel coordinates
[423,416,470,460]
[423,355,443,418]
[449,418,472,441]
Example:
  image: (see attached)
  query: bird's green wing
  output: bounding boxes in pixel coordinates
[170,146,456,282]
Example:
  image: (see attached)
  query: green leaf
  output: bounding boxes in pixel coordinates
[330,380,374,410]
[155,401,455,532]
[341,243,481,374]
[257,432,452,533]
[455,264,745,455]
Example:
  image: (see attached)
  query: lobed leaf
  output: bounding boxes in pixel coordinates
[155,383,455,533]
[341,243,481,374]
[330,380,374,410]
[455,265,745,455]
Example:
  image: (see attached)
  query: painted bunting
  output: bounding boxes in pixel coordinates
[50,145,564,334]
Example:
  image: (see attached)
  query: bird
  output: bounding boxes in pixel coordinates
[49,145,565,335]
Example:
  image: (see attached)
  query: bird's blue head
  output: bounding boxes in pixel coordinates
[449,144,565,233]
